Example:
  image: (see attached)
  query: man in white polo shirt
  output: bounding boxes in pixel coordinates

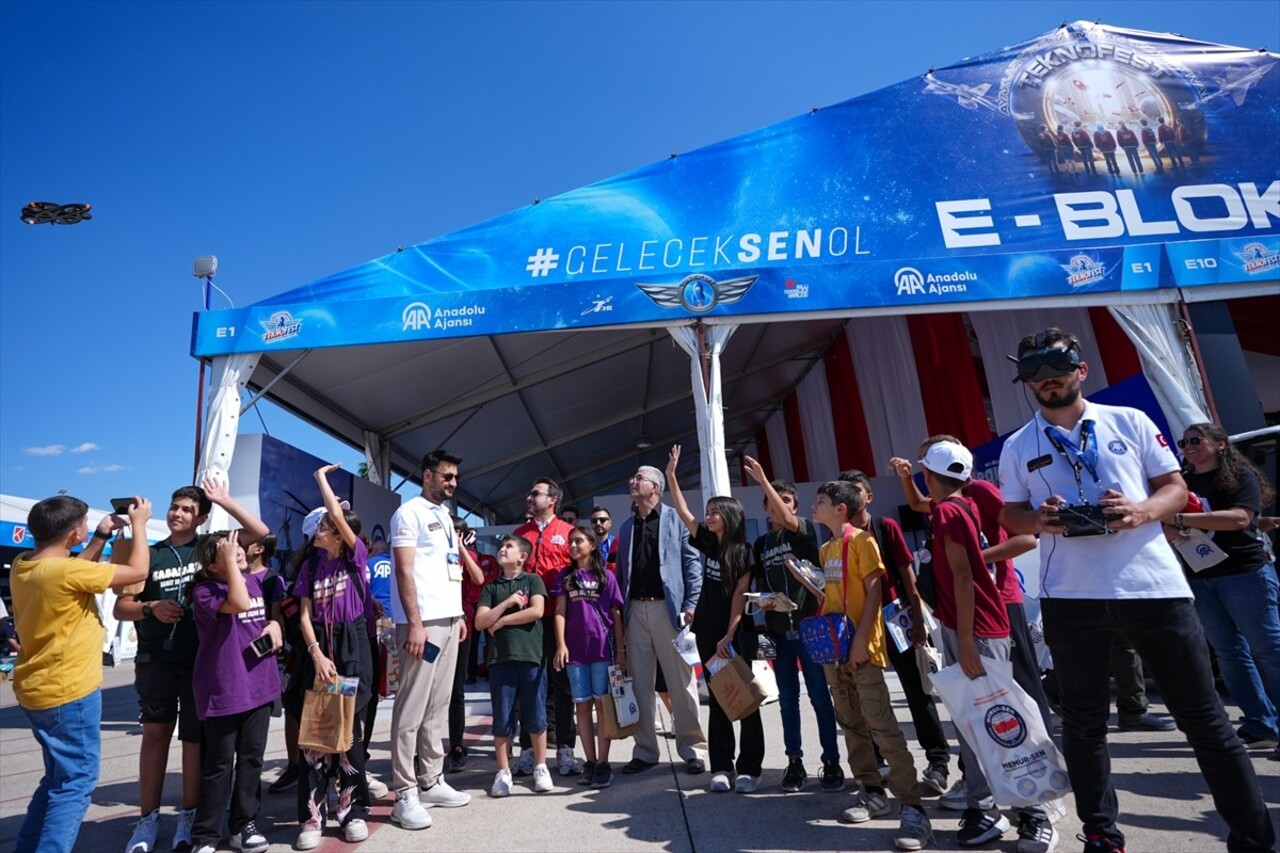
[998,328,1274,853]
[389,450,471,830]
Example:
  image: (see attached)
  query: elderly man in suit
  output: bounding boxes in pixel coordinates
[616,465,708,775]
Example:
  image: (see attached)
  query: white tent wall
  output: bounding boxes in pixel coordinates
[847,316,930,466]
[763,402,794,483]
[1109,302,1212,438]
[796,359,840,482]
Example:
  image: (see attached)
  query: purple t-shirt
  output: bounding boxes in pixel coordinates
[549,566,624,665]
[293,538,370,626]
[192,572,281,719]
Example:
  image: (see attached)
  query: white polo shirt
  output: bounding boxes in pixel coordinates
[998,400,1190,600]
[389,495,463,623]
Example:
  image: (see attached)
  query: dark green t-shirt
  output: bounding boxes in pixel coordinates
[135,538,200,663]
[480,572,546,666]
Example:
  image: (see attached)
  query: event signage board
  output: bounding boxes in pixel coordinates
[192,23,1278,357]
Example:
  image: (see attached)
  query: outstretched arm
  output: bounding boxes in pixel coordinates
[203,475,270,545]
[315,464,358,551]
[888,457,932,514]
[744,455,800,532]
[665,444,698,536]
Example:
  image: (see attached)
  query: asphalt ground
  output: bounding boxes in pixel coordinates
[1,661,1276,853]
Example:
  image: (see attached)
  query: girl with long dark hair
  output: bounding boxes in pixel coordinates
[665,444,765,793]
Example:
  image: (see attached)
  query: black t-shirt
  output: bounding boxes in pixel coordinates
[751,517,821,634]
[628,507,665,600]
[690,524,756,639]
[1183,468,1266,579]
[135,538,201,663]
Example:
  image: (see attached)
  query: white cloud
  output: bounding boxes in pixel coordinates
[70,442,100,453]
[78,466,99,474]
[103,464,125,472]
[78,463,127,475]
[25,444,66,456]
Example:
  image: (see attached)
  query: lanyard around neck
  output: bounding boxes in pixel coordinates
[1043,418,1101,501]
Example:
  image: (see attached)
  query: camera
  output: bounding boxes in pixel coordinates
[1055,503,1111,537]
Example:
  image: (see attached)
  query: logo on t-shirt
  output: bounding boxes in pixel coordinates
[984,704,1028,749]
[1108,439,1128,455]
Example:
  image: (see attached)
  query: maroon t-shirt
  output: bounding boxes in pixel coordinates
[963,478,1024,606]
[928,496,1010,639]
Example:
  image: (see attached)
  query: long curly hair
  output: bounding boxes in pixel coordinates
[708,496,751,595]
[1183,422,1275,508]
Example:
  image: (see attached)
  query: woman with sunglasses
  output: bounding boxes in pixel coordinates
[1167,423,1280,757]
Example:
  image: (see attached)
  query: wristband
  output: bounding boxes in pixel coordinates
[1175,513,1187,531]
[93,530,112,541]
[306,641,320,653]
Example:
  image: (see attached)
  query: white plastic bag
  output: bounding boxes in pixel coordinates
[608,664,640,727]
[672,624,700,666]
[931,658,1071,808]
[915,643,943,697]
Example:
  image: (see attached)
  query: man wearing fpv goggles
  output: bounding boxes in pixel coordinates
[996,328,1274,853]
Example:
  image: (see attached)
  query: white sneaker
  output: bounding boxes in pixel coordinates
[490,769,513,798]
[365,772,389,800]
[1045,796,1068,824]
[294,818,323,851]
[557,744,580,776]
[734,774,760,793]
[532,763,554,792]
[419,777,471,808]
[343,818,369,843]
[126,810,160,853]
[390,787,432,830]
[172,807,196,852]
[513,749,535,776]
[709,772,733,792]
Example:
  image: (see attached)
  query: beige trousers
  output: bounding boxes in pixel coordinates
[824,661,922,805]
[390,617,459,792]
[625,600,707,763]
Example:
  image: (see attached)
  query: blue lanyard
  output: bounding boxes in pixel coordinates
[428,506,455,550]
[1043,419,1101,499]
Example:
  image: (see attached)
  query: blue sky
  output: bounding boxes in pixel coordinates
[2,0,1276,515]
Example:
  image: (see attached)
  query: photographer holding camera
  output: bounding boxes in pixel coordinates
[997,328,1274,853]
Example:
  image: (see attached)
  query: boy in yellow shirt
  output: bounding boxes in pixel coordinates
[790,480,932,851]
[11,495,152,853]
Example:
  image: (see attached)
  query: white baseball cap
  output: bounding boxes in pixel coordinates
[920,441,973,481]
[302,501,350,538]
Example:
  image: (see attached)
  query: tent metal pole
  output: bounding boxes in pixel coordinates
[1175,291,1221,425]
[240,350,312,415]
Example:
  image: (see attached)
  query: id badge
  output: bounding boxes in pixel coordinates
[447,551,462,582]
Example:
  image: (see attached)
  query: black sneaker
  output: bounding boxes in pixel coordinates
[820,759,845,792]
[921,763,948,796]
[447,747,468,773]
[1014,813,1058,853]
[590,762,614,789]
[231,821,269,853]
[267,764,298,793]
[957,808,1010,846]
[578,760,597,786]
[781,757,807,793]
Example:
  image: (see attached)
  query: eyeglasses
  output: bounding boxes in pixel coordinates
[590,517,609,524]
[1177,436,1205,448]
[1014,347,1082,383]
[528,490,550,498]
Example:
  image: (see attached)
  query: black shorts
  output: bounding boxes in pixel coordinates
[134,658,202,743]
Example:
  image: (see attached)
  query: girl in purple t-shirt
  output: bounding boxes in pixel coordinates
[551,525,624,788]
[188,530,282,853]
[290,464,375,850]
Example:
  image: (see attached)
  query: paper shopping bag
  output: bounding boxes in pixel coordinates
[707,653,767,722]
[298,681,355,753]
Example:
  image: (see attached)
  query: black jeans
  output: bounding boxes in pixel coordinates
[1109,634,1147,721]
[1042,597,1275,852]
[362,635,382,760]
[520,622,576,751]
[448,636,472,750]
[696,627,764,777]
[193,702,271,847]
[884,638,950,770]
[1008,601,1053,728]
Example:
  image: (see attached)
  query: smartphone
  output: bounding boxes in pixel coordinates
[110,497,135,516]
[423,641,442,663]
[250,634,275,659]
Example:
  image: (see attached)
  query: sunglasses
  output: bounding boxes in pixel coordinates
[1013,347,1082,384]
[1177,436,1205,449]
[528,490,550,499]
[590,517,609,524]
[435,472,459,482]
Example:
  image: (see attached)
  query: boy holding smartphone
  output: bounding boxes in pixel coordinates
[475,535,552,797]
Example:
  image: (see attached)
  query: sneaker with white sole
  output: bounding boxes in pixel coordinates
[343,818,369,843]
[557,745,580,776]
[294,818,323,851]
[957,809,1010,846]
[895,804,934,851]
[490,769,513,798]
[365,773,388,800]
[841,788,893,823]
[709,771,733,792]
[419,777,471,808]
[734,774,760,793]
[126,809,161,853]
[193,846,216,853]
[1044,797,1068,824]
[1015,813,1058,853]
[513,749,535,776]
[940,777,993,811]
[532,763,553,792]
[390,787,432,830]
[230,821,268,853]
[173,807,196,852]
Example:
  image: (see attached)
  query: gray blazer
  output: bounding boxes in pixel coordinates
[615,502,702,629]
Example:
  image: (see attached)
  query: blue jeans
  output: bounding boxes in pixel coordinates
[16,689,102,853]
[770,631,840,763]
[490,660,548,738]
[1042,598,1275,852]
[1191,565,1280,739]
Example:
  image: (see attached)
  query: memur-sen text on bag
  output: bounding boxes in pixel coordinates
[706,651,768,722]
[799,527,856,666]
[931,659,1070,807]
